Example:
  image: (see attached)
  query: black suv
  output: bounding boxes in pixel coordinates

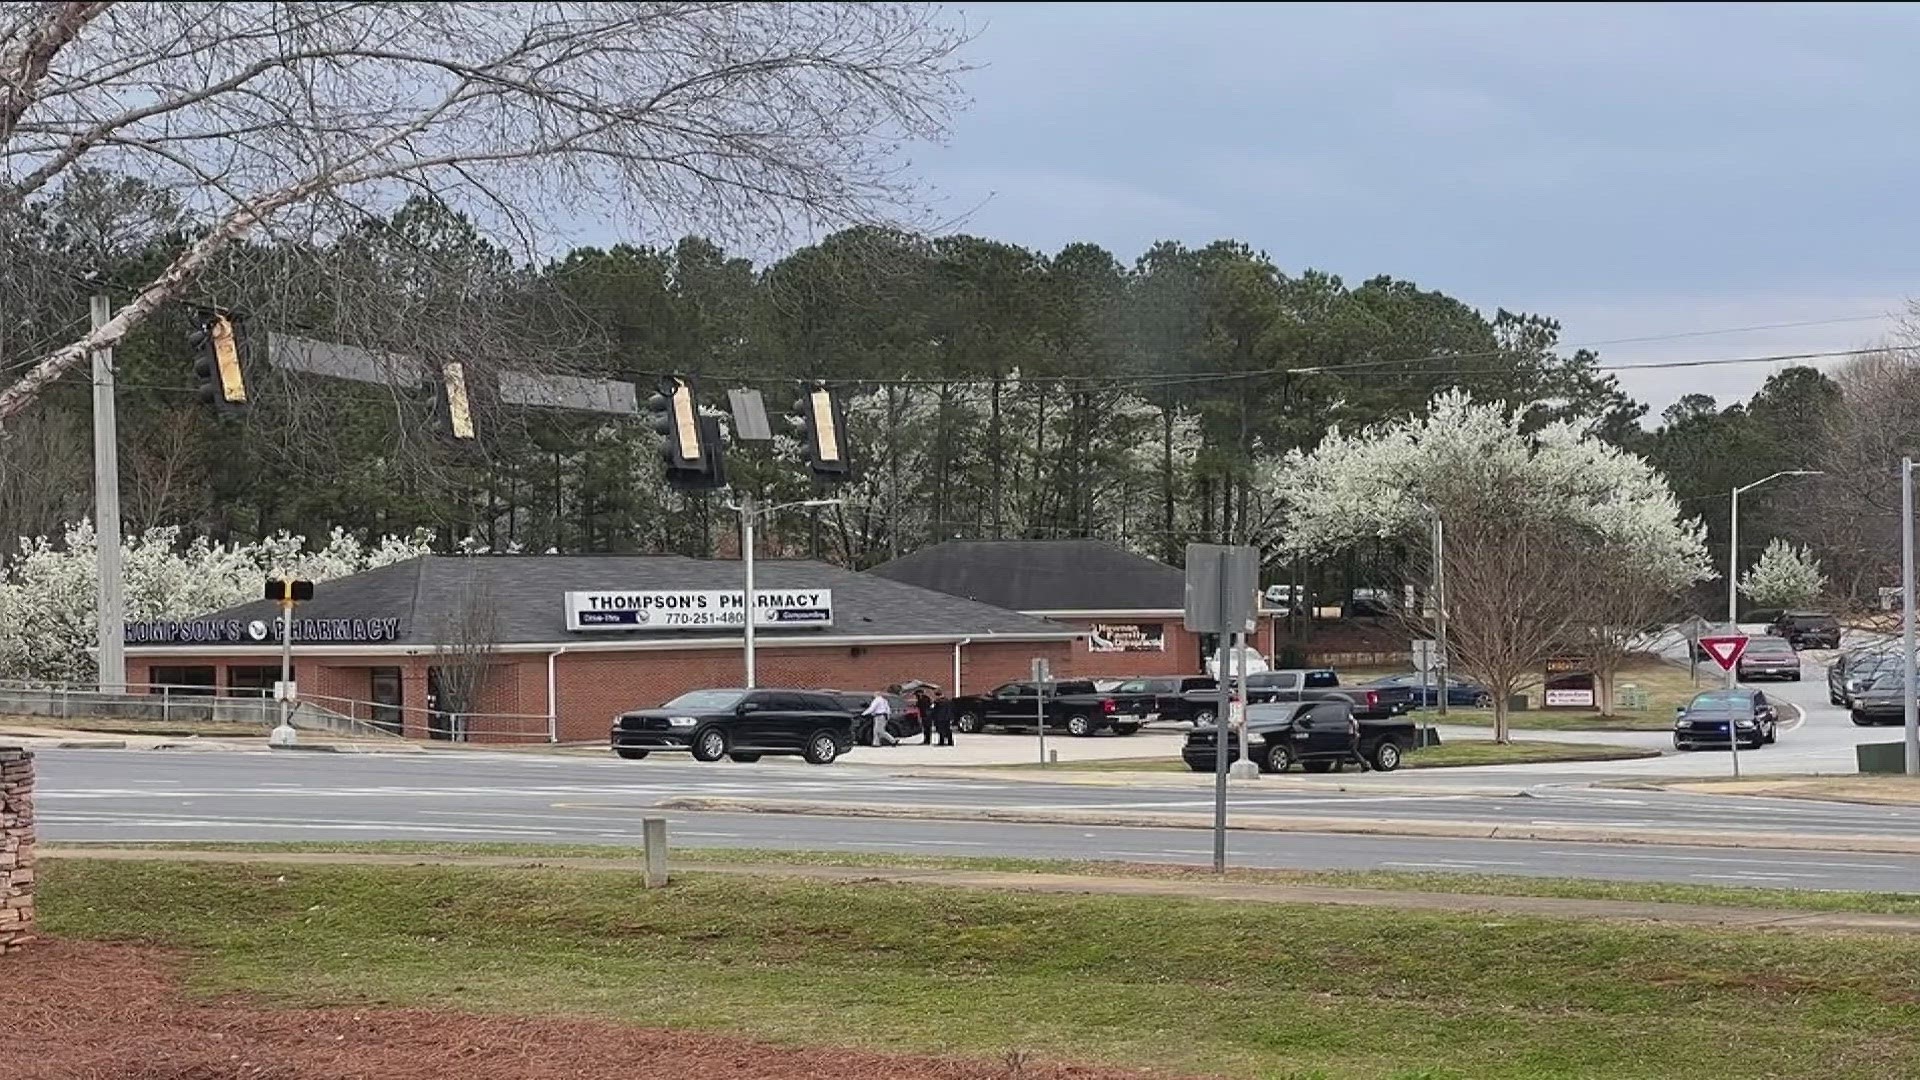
[1106,675,1218,723]
[611,688,853,765]
[1766,611,1841,650]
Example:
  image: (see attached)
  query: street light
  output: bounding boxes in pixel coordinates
[727,495,842,688]
[1903,459,1918,775]
[1727,470,1823,639]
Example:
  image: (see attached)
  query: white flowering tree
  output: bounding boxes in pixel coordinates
[1263,391,1712,741]
[0,522,434,684]
[1740,538,1827,612]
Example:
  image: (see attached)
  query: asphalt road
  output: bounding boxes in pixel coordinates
[30,747,1920,891]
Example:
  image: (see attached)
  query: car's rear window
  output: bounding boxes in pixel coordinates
[1303,671,1339,689]
[1747,638,1795,657]
[1054,680,1098,695]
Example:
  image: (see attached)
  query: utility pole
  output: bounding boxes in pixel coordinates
[1432,514,1448,719]
[1904,458,1917,775]
[741,493,758,688]
[90,294,126,694]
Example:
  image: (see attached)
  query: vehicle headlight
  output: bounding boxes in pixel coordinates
[668,716,699,728]
[1676,720,1692,728]
[1736,719,1756,728]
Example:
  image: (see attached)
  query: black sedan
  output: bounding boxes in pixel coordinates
[1672,689,1778,751]
[610,688,853,764]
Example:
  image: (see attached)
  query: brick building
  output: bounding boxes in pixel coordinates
[868,540,1273,679]
[121,555,1079,742]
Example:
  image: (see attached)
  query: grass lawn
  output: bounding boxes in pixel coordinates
[37,857,1920,1079]
[54,841,1920,917]
[994,739,1654,772]
[1346,658,1707,731]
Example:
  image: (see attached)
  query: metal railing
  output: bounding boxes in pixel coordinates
[0,679,553,743]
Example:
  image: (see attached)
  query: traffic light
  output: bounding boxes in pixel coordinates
[187,311,247,413]
[787,381,852,481]
[646,375,727,489]
[435,361,477,440]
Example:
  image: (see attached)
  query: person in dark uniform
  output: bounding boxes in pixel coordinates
[930,688,955,746]
[914,687,935,744]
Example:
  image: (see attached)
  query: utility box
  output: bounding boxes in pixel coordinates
[1857,742,1908,774]
[1416,726,1443,749]
[1616,684,1650,711]
[1507,693,1529,713]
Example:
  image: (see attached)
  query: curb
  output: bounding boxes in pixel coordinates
[652,796,1920,856]
[880,766,1536,796]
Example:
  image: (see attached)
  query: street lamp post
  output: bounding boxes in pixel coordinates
[729,495,841,688]
[1727,469,1824,651]
[1904,459,1917,775]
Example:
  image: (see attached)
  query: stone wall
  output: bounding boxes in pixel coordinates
[0,747,34,951]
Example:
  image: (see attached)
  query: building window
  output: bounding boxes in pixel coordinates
[226,665,291,698]
[149,666,216,695]
[369,667,403,734]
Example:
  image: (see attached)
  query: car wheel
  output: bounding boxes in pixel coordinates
[1193,708,1217,727]
[1791,674,1802,682]
[1471,692,1493,709]
[614,748,649,760]
[1261,743,1292,773]
[1764,723,1777,745]
[1302,760,1334,774]
[1672,737,1688,751]
[1114,722,1141,736]
[803,730,840,765]
[727,752,762,763]
[1187,762,1211,773]
[1371,740,1403,772]
[1852,711,1872,727]
[1066,714,1094,737]
[956,711,983,734]
[690,728,727,762]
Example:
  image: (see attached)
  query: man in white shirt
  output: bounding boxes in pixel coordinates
[861,690,895,746]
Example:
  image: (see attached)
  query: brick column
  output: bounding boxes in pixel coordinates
[0,747,35,951]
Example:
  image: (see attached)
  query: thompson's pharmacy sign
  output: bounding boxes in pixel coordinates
[564,589,833,632]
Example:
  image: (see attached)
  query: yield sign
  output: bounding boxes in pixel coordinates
[1699,634,1750,672]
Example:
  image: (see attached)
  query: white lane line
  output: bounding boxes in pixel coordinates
[1578,851,1903,870]
[1689,873,1807,882]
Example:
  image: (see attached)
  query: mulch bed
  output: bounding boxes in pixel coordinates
[1,940,1166,1080]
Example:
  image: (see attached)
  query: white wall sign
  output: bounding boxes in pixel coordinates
[564,589,833,632]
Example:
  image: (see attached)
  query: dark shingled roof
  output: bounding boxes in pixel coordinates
[194,555,1076,646]
[867,540,1186,612]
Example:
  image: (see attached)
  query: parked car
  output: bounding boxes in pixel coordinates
[1767,611,1841,651]
[1105,675,1219,723]
[1734,635,1801,681]
[1239,669,1416,718]
[1672,689,1778,751]
[1181,700,1417,774]
[1346,588,1395,618]
[823,690,923,742]
[949,679,1153,736]
[1263,583,1307,615]
[610,688,853,764]
[1362,671,1493,709]
[1850,673,1910,726]
[1829,650,1904,707]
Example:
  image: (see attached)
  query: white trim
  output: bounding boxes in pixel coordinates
[126,630,1080,659]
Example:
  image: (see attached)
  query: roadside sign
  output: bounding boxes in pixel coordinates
[1699,634,1750,672]
[1184,543,1260,633]
[1030,657,1050,683]
[1412,638,1440,673]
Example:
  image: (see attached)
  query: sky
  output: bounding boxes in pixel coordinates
[919,1,1920,412]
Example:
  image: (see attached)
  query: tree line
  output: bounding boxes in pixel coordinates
[0,176,1646,581]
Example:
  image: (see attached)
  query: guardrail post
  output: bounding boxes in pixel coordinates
[642,816,669,888]
[162,685,171,724]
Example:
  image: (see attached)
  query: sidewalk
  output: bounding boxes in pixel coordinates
[39,846,1920,935]
[0,723,425,754]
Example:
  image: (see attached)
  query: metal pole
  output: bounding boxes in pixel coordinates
[1904,459,1917,775]
[90,294,126,695]
[1212,550,1232,874]
[1036,667,1047,765]
[1727,485,1740,633]
[271,592,298,747]
[1432,514,1447,718]
[741,495,757,688]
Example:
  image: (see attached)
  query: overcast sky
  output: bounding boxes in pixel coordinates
[923,2,1920,411]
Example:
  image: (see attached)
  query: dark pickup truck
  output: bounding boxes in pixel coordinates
[1181,700,1417,773]
[951,679,1154,736]
[1161,669,1415,726]
[1106,675,1219,723]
